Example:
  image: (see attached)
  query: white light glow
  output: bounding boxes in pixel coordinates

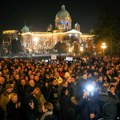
[86,85,94,92]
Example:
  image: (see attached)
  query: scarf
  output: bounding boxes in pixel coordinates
[40,111,53,120]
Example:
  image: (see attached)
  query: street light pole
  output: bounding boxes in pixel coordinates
[101,43,107,56]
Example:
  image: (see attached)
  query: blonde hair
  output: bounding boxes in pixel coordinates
[9,93,17,100]
[44,102,53,111]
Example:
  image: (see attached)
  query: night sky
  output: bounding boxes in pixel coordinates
[0,0,119,33]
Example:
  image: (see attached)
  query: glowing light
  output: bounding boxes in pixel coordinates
[101,43,107,49]
[68,47,72,53]
[80,46,84,52]
[33,37,39,42]
[86,85,94,92]
[101,42,107,55]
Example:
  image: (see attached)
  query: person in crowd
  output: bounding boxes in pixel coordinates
[40,102,57,120]
[25,87,40,120]
[0,76,5,95]
[108,84,120,119]
[96,85,119,118]
[102,103,117,120]
[57,80,68,100]
[6,93,21,120]
[71,75,79,98]
[59,87,77,120]
[78,90,100,120]
[76,73,88,99]
[18,79,28,120]
[64,72,73,97]
[0,83,13,119]
[58,67,64,78]
[97,76,104,88]
[33,87,46,113]
[54,72,63,85]
[26,79,35,94]
[0,101,4,120]
[0,56,120,120]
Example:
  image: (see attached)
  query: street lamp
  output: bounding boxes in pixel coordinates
[101,43,107,55]
[80,46,84,54]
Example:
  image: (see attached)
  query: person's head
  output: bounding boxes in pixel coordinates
[54,72,60,78]
[28,70,32,75]
[106,70,110,75]
[118,73,120,79]
[10,93,18,103]
[29,79,35,87]
[100,85,108,94]
[14,74,20,80]
[94,71,98,76]
[110,84,116,92]
[42,102,53,113]
[71,75,76,83]
[34,75,39,81]
[5,84,13,93]
[29,74,35,80]
[33,87,41,95]
[59,67,63,72]
[0,72,2,77]
[87,73,92,78]
[82,73,87,80]
[98,76,103,82]
[20,79,26,86]
[0,76,5,85]
[61,80,68,87]
[64,72,70,79]
[91,66,95,70]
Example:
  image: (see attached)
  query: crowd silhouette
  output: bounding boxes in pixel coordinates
[0,56,120,120]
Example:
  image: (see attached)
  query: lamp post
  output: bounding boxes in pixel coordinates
[80,46,84,55]
[101,43,107,56]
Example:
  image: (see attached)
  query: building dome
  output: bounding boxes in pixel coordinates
[21,25,30,33]
[74,22,80,31]
[55,5,72,30]
[56,5,71,19]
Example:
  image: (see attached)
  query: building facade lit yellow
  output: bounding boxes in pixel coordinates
[2,5,95,55]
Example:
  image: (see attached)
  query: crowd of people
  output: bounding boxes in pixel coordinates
[0,56,120,120]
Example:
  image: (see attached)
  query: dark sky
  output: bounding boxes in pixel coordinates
[0,0,119,33]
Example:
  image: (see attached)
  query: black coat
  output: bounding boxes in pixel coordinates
[59,95,76,120]
[6,100,21,120]
[25,93,40,120]
[96,92,119,118]
[103,103,117,120]
[44,115,57,120]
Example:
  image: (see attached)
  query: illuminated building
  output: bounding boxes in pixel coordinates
[2,5,95,55]
[2,30,19,54]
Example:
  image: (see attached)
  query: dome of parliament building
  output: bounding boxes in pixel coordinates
[55,5,72,31]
